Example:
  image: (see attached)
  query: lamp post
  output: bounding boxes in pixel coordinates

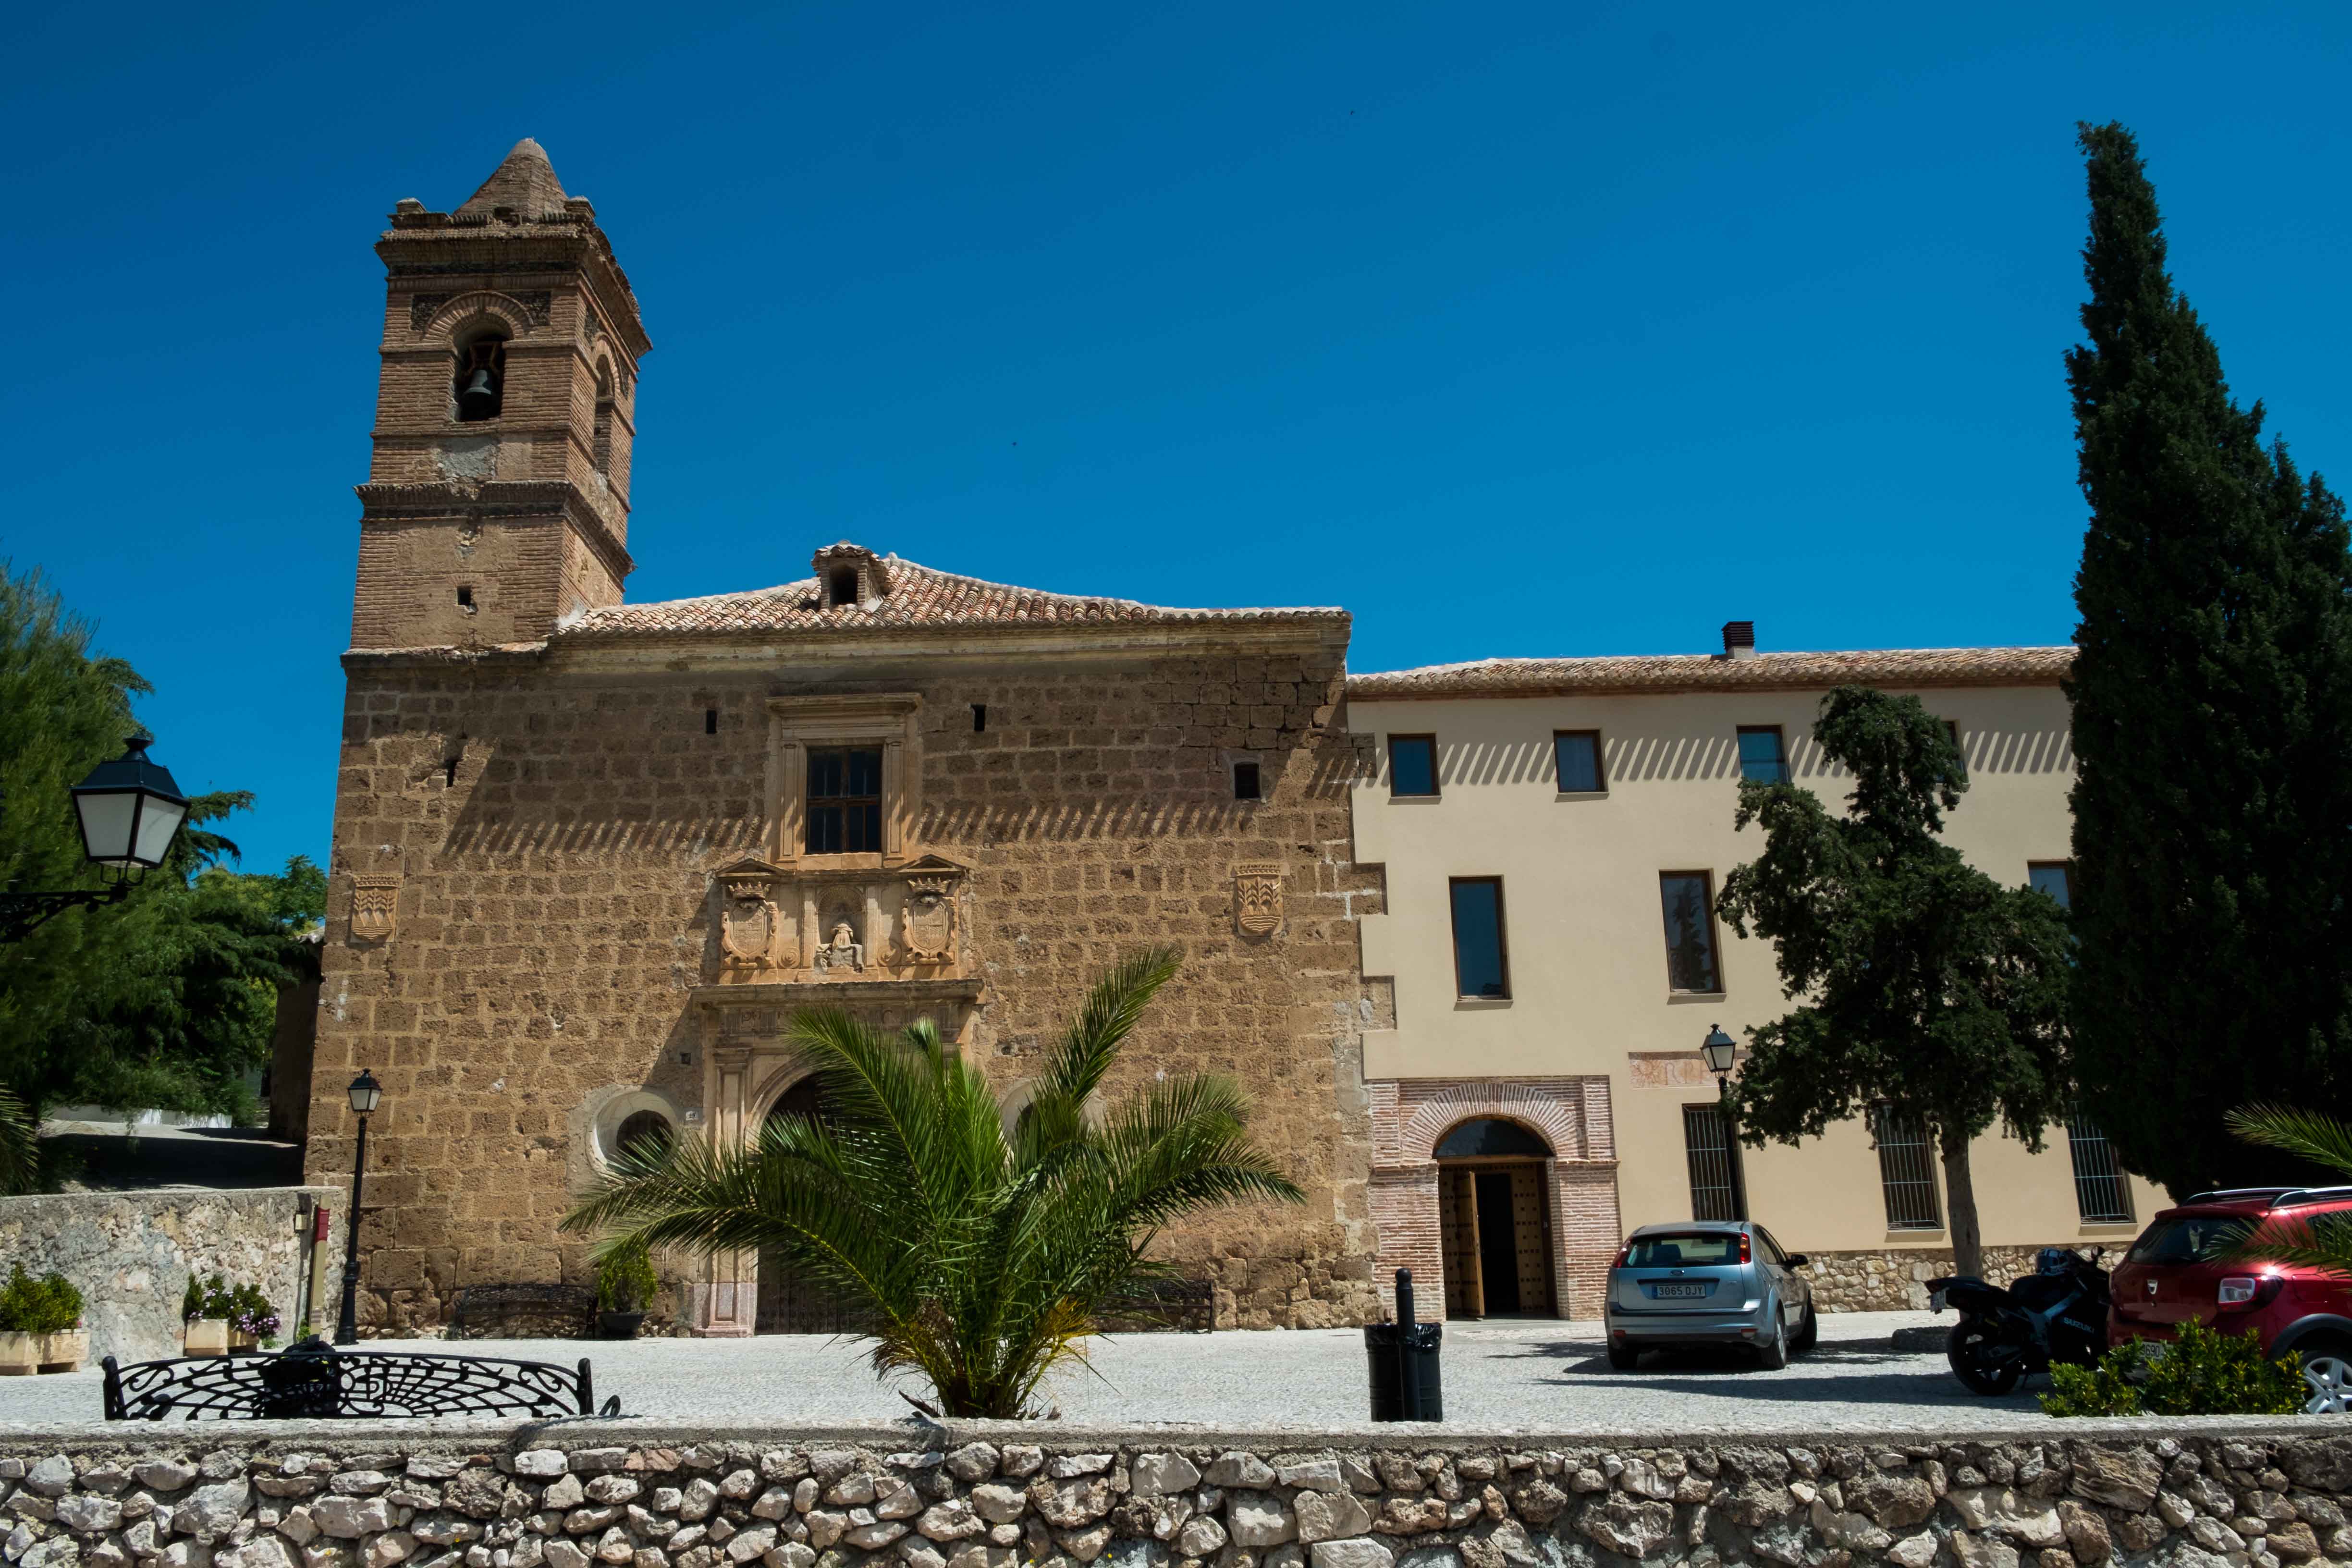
[334,1069,383,1345]
[1701,1025,1748,1222]
[0,737,191,942]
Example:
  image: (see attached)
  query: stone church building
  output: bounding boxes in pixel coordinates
[309,141,1386,1333]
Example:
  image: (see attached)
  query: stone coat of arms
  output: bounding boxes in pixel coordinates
[1234,862,1284,936]
[720,880,782,970]
[349,876,401,942]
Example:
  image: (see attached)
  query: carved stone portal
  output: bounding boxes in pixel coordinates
[349,875,401,942]
[1235,861,1284,936]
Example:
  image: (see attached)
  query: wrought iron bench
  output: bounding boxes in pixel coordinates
[447,1282,598,1340]
[102,1335,616,1421]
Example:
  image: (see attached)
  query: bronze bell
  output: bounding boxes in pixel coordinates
[458,368,498,416]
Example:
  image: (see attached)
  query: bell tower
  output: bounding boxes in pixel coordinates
[352,139,651,649]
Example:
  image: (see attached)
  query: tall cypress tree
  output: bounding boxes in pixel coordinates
[2067,123,2352,1200]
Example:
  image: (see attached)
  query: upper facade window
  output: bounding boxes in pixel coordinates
[1449,877,1509,998]
[1736,726,1789,784]
[1389,735,1438,798]
[1554,731,1604,793]
[2028,862,2073,910]
[1658,872,1722,993]
[807,746,883,855]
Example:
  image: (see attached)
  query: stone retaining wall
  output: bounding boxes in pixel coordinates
[1801,1249,2070,1314]
[4,1422,2350,1568]
[0,1186,341,1362]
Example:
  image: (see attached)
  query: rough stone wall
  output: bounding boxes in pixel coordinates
[1801,1248,2077,1314]
[308,637,1381,1334]
[0,1188,340,1362]
[4,1426,2350,1568]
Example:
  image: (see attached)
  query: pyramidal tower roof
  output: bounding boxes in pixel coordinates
[455,137,568,217]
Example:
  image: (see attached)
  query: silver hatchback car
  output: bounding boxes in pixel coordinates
[1603,1220,1817,1370]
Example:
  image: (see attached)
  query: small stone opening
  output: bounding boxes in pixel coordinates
[456,586,475,611]
[972,703,987,733]
[705,708,719,735]
[827,567,861,608]
[1233,761,1262,801]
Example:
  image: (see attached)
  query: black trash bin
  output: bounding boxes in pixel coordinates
[1365,1268,1445,1421]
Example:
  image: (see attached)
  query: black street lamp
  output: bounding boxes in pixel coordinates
[1702,1025,1749,1222]
[1,737,191,942]
[334,1069,383,1345]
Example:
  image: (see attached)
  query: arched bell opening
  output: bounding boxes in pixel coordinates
[453,327,509,422]
[753,1074,859,1334]
[591,360,616,477]
[1433,1116,1559,1320]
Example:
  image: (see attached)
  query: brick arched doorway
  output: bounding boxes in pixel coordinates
[754,1076,859,1335]
[1434,1117,1557,1319]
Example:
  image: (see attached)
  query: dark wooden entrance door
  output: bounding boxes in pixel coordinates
[755,1078,859,1335]
[1436,1161,1558,1319]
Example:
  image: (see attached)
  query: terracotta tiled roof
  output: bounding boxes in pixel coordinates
[562,548,1347,640]
[1347,646,2074,700]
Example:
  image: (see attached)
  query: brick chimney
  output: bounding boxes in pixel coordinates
[1721,621,1757,661]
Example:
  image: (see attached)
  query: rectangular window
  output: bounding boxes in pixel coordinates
[1448,878,1509,998]
[1736,726,1789,784]
[1554,731,1604,793]
[1872,1105,1944,1230]
[1233,761,1262,801]
[1682,1103,1738,1222]
[2067,1115,2134,1224]
[1389,735,1438,798]
[2028,862,2073,910]
[806,747,883,855]
[1658,872,1722,993]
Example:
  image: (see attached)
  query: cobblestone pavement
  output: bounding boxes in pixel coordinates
[0,1310,2044,1430]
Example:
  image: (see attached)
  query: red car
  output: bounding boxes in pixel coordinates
[2107,1185,2352,1415]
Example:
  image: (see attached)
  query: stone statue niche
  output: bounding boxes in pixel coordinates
[811,906,865,976]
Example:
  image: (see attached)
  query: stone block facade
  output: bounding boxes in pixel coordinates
[5,1424,2351,1568]
[309,634,1382,1333]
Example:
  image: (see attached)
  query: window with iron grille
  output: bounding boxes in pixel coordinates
[1872,1105,1944,1230]
[2066,1115,2134,1224]
[1683,1103,1739,1222]
[807,747,883,854]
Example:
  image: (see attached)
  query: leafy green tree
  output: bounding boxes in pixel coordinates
[2,563,324,1137]
[2066,124,2352,1199]
[565,948,1301,1417]
[1718,686,2072,1278]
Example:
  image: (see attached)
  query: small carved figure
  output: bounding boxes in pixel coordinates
[812,919,865,974]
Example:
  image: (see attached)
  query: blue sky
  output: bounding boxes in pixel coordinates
[3,2,2349,876]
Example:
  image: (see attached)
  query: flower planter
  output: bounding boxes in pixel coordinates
[0,1332,37,1377]
[37,1331,88,1373]
[597,1311,645,1341]
[183,1318,231,1357]
[229,1330,259,1356]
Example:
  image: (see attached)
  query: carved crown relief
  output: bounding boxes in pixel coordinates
[710,853,969,983]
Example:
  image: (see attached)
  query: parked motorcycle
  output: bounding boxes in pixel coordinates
[1930,1246,2111,1395]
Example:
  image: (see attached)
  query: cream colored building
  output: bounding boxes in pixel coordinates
[1346,628,2149,1319]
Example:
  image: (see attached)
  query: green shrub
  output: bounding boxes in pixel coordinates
[596,1237,659,1314]
[0,1266,36,1333]
[182,1272,236,1322]
[2044,1322,2307,1417]
[0,1268,84,1335]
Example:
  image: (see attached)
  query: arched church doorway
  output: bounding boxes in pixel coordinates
[1434,1117,1558,1319]
[754,1076,859,1334]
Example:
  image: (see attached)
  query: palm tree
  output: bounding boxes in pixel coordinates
[564,946,1301,1417]
[2223,1105,2352,1278]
